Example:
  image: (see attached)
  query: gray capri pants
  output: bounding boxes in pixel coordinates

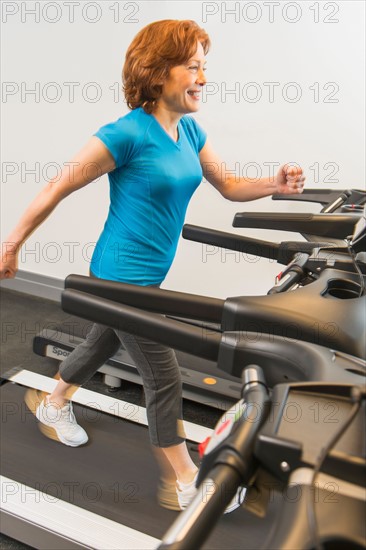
[59,280,185,448]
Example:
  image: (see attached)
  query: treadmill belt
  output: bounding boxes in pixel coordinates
[1,383,280,549]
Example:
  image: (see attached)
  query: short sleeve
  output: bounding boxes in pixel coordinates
[181,116,207,153]
[93,114,142,169]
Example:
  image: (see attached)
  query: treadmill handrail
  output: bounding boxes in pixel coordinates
[65,274,224,323]
[232,212,360,239]
[182,224,335,265]
[61,288,222,361]
[272,188,366,206]
[159,365,271,550]
[182,224,280,261]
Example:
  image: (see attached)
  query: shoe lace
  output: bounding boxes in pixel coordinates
[59,403,78,431]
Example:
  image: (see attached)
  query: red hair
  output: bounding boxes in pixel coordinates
[123,20,210,113]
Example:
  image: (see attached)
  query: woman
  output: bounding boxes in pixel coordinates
[0,20,305,512]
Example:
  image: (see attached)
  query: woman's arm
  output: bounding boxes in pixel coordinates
[199,139,305,201]
[0,136,115,279]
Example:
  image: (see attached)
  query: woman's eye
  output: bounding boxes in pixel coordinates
[187,65,207,72]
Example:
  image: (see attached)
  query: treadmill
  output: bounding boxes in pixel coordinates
[58,208,366,549]
[1,196,364,549]
[1,291,331,550]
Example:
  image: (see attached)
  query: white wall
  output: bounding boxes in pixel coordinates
[1,0,365,298]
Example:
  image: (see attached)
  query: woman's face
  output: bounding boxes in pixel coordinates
[158,41,207,115]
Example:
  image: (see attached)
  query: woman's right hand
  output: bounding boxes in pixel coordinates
[0,136,115,282]
[0,245,18,279]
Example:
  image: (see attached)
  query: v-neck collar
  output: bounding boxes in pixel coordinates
[150,112,182,148]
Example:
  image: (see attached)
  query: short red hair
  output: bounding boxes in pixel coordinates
[123,20,210,113]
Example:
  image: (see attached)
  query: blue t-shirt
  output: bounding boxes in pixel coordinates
[90,107,207,285]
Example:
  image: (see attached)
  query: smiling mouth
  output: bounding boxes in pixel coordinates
[187,90,201,99]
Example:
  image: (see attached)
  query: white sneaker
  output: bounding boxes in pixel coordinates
[36,396,88,447]
[176,473,246,514]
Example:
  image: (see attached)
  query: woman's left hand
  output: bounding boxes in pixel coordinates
[274,164,305,194]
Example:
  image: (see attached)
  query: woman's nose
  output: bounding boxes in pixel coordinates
[196,69,206,86]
